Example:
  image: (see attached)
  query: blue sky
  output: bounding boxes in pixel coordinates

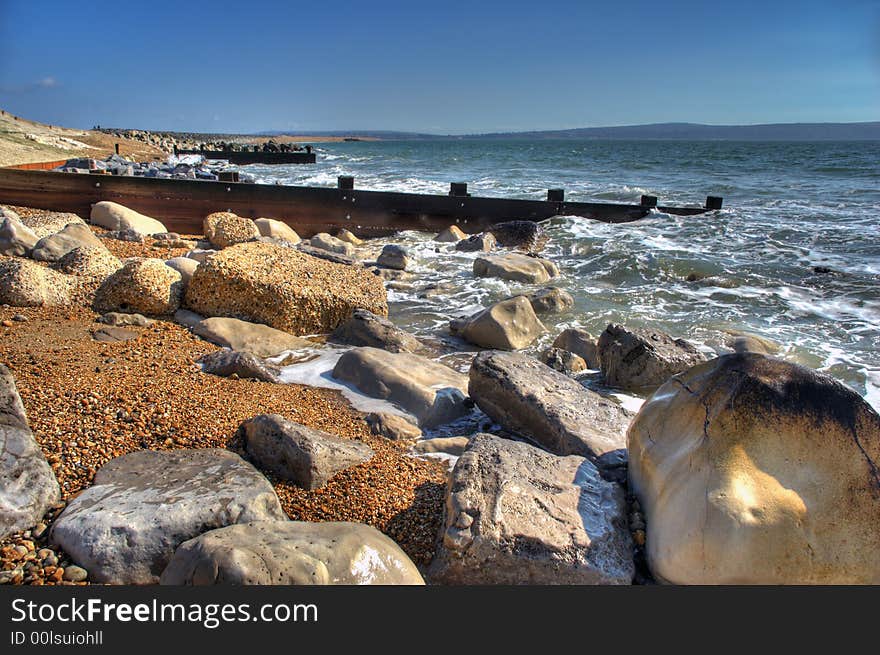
[0,0,877,133]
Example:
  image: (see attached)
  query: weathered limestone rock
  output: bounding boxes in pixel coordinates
[310,233,355,257]
[97,312,152,327]
[0,214,38,256]
[53,246,121,280]
[17,211,85,239]
[90,201,168,235]
[198,350,281,383]
[0,258,75,307]
[335,229,363,245]
[377,244,412,270]
[541,347,588,374]
[473,253,558,284]
[429,434,632,584]
[254,218,301,244]
[164,257,198,286]
[161,521,424,585]
[50,449,285,584]
[185,242,387,335]
[31,223,105,262]
[333,347,470,428]
[412,436,469,457]
[435,225,466,242]
[192,316,315,357]
[365,412,422,441]
[238,414,373,490]
[93,258,183,316]
[455,233,496,252]
[298,244,359,267]
[0,365,61,540]
[552,328,600,368]
[528,287,574,314]
[488,220,548,252]
[597,323,708,390]
[450,296,545,350]
[469,351,632,464]
[185,248,217,265]
[628,353,880,584]
[329,309,423,353]
[203,212,260,249]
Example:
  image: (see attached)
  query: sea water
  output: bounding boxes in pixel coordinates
[237,139,879,410]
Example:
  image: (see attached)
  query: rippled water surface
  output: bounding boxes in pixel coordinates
[236,139,879,408]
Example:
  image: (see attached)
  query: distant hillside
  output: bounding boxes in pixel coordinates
[261,122,880,141]
[468,122,880,141]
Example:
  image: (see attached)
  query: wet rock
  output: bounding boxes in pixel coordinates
[722,329,781,355]
[628,353,880,584]
[0,365,61,540]
[31,223,105,262]
[455,233,496,252]
[198,350,281,382]
[365,412,422,441]
[597,323,708,391]
[309,233,355,257]
[370,266,413,281]
[428,434,632,584]
[377,244,412,270]
[329,309,423,353]
[0,258,76,307]
[97,312,152,327]
[333,347,470,428]
[161,521,424,585]
[469,351,632,464]
[185,242,386,335]
[0,214,38,257]
[93,258,183,316]
[552,328,599,368]
[488,220,548,252]
[238,414,373,490]
[203,212,260,249]
[90,201,168,235]
[528,286,574,314]
[254,218,301,244]
[541,347,587,374]
[450,296,545,350]
[192,316,315,358]
[62,565,88,583]
[473,253,558,284]
[50,449,285,584]
[435,225,466,242]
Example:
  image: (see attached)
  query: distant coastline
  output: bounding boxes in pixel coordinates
[252,121,880,142]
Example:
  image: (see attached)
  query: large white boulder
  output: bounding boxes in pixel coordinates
[628,353,880,584]
[90,201,168,235]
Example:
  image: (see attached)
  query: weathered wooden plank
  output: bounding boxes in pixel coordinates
[0,168,712,237]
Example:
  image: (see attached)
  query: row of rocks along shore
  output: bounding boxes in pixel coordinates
[0,198,878,585]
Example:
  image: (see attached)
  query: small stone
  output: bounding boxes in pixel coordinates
[634,530,646,546]
[1,320,13,327]
[11,314,27,322]
[62,565,88,582]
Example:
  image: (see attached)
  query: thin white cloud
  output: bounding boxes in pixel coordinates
[36,76,57,88]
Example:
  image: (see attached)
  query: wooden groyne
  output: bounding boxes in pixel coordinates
[0,166,722,238]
